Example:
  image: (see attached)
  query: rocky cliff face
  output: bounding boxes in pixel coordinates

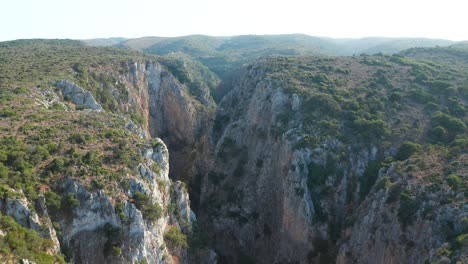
[337,152,467,264]
[197,66,322,263]
[193,57,467,263]
[0,136,194,264]
[55,138,192,264]
[119,60,214,182]
[44,58,208,263]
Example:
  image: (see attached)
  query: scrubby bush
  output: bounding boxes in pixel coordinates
[0,109,17,118]
[47,158,65,173]
[350,118,390,138]
[64,193,80,210]
[395,141,422,161]
[164,226,188,249]
[430,111,466,142]
[45,191,62,213]
[133,192,162,221]
[302,93,341,117]
[68,133,95,144]
[446,174,462,191]
[398,190,419,227]
[0,214,66,263]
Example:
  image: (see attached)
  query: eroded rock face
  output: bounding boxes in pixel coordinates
[192,62,467,264]
[52,139,193,264]
[54,80,103,111]
[121,61,214,181]
[3,60,212,264]
[197,68,321,263]
[0,196,60,254]
[336,165,468,264]
[0,137,195,264]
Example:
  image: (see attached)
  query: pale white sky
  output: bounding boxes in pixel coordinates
[1,0,467,41]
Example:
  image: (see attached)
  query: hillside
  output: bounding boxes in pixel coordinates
[0,39,466,264]
[0,40,208,264]
[194,54,467,263]
[401,45,468,71]
[83,35,456,83]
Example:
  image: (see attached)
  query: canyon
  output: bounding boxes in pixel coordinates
[0,37,466,263]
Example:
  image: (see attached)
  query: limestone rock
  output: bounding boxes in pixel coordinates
[54,80,103,111]
[126,121,148,139]
[0,195,61,254]
[19,259,37,264]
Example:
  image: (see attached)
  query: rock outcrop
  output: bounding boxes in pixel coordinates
[54,80,103,111]
[54,138,193,264]
[0,195,61,255]
[1,137,194,264]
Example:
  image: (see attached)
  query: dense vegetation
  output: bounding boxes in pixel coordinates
[0,214,66,264]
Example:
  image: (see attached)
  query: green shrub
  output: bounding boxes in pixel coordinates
[111,246,121,257]
[45,191,62,213]
[302,93,341,117]
[449,137,468,155]
[409,88,435,103]
[164,226,188,249]
[152,163,161,174]
[395,141,422,161]
[114,202,127,221]
[398,190,419,227]
[133,192,162,221]
[91,179,105,190]
[0,214,66,263]
[49,102,66,111]
[427,80,451,92]
[424,102,440,112]
[47,158,65,174]
[447,97,466,117]
[456,233,468,247]
[102,222,123,257]
[359,159,383,199]
[386,183,401,203]
[430,111,466,142]
[307,161,328,187]
[350,118,390,139]
[30,146,50,164]
[68,133,95,144]
[446,174,462,190]
[82,150,100,165]
[64,193,80,210]
[0,109,17,118]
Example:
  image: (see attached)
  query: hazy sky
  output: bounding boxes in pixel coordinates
[2,0,467,41]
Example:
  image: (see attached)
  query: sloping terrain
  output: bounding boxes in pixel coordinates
[0,39,466,264]
[0,40,209,264]
[193,53,467,263]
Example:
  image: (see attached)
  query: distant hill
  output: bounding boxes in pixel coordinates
[400,44,468,71]
[81,37,128,47]
[81,35,457,81]
[121,34,340,79]
[83,34,457,56]
[330,37,455,55]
